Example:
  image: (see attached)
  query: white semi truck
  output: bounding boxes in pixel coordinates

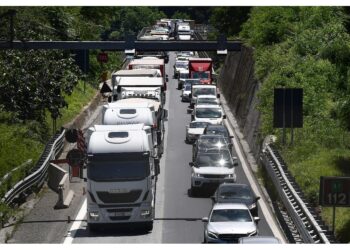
[86,124,159,231]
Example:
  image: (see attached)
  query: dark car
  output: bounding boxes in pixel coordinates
[203,124,233,151]
[212,183,260,216]
[192,134,232,162]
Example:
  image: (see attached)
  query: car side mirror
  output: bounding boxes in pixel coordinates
[217,93,220,98]
[162,109,168,120]
[232,157,239,167]
[202,217,209,222]
[166,76,169,82]
[223,115,227,119]
[254,217,260,223]
[230,135,234,139]
[107,96,112,103]
[256,196,261,201]
[189,94,192,99]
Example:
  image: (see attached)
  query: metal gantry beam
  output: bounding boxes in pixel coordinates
[0,40,241,51]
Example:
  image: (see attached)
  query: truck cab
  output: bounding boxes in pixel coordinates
[188,58,213,84]
[86,124,158,231]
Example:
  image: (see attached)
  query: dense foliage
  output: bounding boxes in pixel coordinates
[239,7,350,242]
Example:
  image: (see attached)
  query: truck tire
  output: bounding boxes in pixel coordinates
[88,223,99,232]
[191,186,198,197]
[144,222,153,232]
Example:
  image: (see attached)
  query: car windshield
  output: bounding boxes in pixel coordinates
[210,209,252,222]
[87,154,149,181]
[196,151,233,168]
[176,61,188,68]
[195,107,221,118]
[192,71,210,79]
[192,88,216,97]
[198,137,230,150]
[206,127,229,137]
[197,98,218,105]
[180,73,189,78]
[185,79,200,85]
[218,186,253,200]
[184,85,191,91]
[190,122,209,128]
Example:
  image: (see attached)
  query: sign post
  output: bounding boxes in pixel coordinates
[319,176,350,233]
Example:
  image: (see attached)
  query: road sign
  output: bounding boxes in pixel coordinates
[97,52,108,63]
[319,176,350,207]
[65,129,78,143]
[273,88,303,128]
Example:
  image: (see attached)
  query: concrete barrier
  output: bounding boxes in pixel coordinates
[48,163,74,209]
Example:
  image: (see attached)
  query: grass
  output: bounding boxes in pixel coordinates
[281,144,350,242]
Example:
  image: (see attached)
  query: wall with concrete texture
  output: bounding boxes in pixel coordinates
[218,46,262,158]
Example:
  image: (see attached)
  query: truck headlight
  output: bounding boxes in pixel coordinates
[140,209,151,218]
[207,231,218,239]
[89,211,100,221]
[227,174,234,178]
[194,173,202,177]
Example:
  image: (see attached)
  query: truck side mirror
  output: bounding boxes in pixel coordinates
[223,115,226,119]
[108,96,112,103]
[166,76,169,82]
[217,93,220,98]
[189,94,192,99]
[189,162,194,167]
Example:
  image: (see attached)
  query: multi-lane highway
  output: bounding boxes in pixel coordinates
[61,52,277,243]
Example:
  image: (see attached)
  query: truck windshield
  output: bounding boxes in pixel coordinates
[196,107,222,118]
[192,71,210,79]
[192,88,216,97]
[87,154,150,181]
[180,72,189,79]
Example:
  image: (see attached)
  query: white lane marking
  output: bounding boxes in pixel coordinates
[223,112,286,243]
[63,198,87,244]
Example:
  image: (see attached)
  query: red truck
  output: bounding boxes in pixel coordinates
[128,57,168,90]
[188,58,213,84]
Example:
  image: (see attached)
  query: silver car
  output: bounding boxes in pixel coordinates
[202,203,260,243]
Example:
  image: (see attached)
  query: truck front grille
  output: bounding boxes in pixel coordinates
[96,190,142,203]
[109,216,131,221]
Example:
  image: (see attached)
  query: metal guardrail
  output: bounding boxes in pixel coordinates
[1,128,65,205]
[261,144,334,243]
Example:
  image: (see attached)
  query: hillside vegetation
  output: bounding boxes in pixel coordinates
[239,7,350,242]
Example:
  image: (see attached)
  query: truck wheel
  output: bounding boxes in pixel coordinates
[191,186,198,197]
[144,222,153,232]
[88,223,99,232]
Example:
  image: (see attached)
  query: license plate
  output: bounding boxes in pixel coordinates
[114,212,130,216]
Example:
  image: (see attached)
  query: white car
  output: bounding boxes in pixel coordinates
[173,59,188,78]
[192,104,226,125]
[177,69,189,89]
[202,203,260,243]
[196,95,220,106]
[185,121,209,143]
[181,83,192,102]
[190,149,237,195]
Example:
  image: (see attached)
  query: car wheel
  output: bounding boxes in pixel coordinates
[191,186,198,196]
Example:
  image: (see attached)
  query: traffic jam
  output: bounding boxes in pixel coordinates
[86,18,281,244]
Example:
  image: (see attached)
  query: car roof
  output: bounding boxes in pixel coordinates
[206,124,227,129]
[195,104,221,108]
[213,203,249,210]
[197,95,218,99]
[218,183,250,189]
